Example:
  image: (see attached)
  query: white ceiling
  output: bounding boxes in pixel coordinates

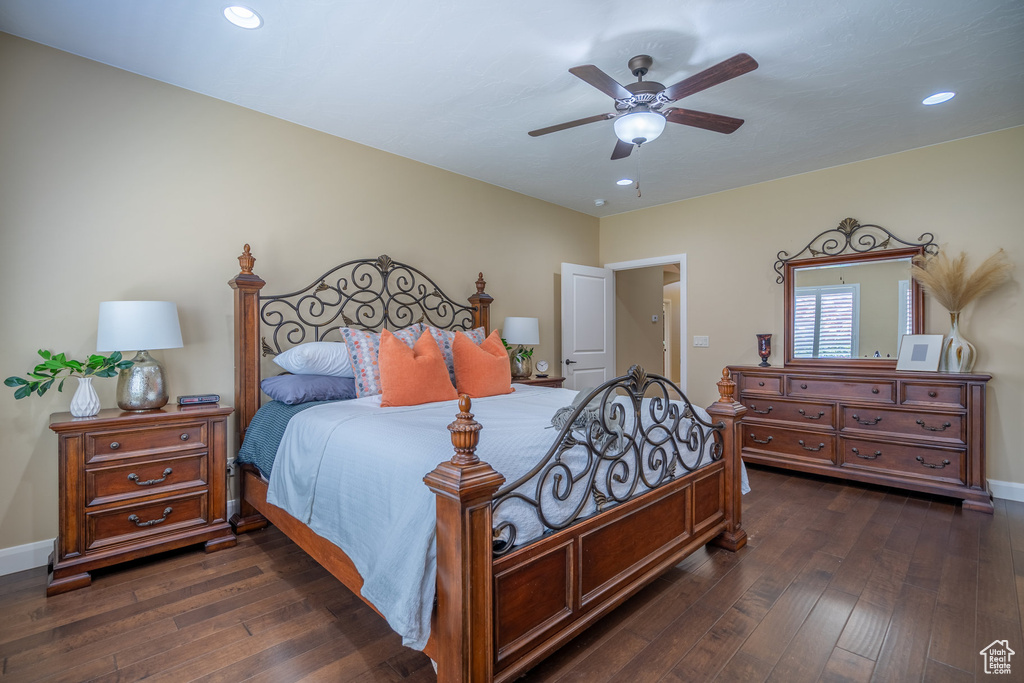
[2,0,1022,218]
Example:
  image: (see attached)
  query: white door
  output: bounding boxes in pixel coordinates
[561,263,615,390]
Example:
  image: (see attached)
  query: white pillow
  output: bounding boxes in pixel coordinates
[273,342,354,378]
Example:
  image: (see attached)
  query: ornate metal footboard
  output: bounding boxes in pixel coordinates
[492,365,724,555]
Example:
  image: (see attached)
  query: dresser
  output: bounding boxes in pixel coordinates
[47,405,236,595]
[727,366,992,513]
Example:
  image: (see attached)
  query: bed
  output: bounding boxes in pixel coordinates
[228,245,748,682]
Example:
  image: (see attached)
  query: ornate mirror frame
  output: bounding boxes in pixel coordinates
[777,217,938,369]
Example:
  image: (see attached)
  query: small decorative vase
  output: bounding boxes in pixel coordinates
[756,334,772,367]
[941,311,976,373]
[510,352,532,380]
[69,377,101,418]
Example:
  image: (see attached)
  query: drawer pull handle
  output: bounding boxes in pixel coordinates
[750,404,772,415]
[800,383,808,389]
[916,419,952,432]
[109,442,120,450]
[750,434,773,445]
[128,507,173,527]
[798,440,825,452]
[852,448,882,460]
[798,409,825,420]
[928,391,938,398]
[872,387,880,394]
[180,433,190,441]
[852,414,882,426]
[128,468,173,487]
[758,381,765,387]
[916,456,951,469]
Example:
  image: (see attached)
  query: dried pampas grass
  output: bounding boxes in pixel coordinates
[911,248,1014,312]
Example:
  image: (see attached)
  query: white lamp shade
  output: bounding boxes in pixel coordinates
[613,110,667,145]
[502,317,540,345]
[96,301,183,352]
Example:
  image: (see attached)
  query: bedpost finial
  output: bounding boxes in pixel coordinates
[448,394,482,466]
[717,367,736,403]
[476,272,486,294]
[238,244,255,275]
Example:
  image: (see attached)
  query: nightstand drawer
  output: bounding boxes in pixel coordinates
[87,422,207,461]
[86,491,209,551]
[85,452,209,507]
[839,438,965,485]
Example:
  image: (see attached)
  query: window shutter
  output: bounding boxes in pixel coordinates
[793,284,859,359]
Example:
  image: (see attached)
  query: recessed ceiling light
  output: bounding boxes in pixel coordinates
[616,179,633,186]
[224,6,262,29]
[922,92,955,106]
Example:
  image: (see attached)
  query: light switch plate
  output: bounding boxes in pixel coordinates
[693,335,709,347]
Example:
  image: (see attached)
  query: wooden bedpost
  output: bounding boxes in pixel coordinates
[469,273,493,334]
[424,396,505,683]
[706,367,749,552]
[228,244,265,447]
[229,245,270,534]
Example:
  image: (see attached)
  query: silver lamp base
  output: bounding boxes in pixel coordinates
[116,349,169,411]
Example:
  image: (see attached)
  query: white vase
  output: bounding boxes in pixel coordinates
[940,311,976,373]
[69,377,101,417]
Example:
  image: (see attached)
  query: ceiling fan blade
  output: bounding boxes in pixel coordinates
[663,108,745,134]
[569,65,634,100]
[528,113,616,137]
[661,53,759,103]
[611,139,633,160]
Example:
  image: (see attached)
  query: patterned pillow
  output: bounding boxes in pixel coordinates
[340,323,423,397]
[425,325,487,385]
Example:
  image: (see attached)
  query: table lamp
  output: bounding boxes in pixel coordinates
[502,316,540,380]
[96,301,183,410]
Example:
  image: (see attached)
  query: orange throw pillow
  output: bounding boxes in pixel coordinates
[453,330,514,398]
[379,329,458,407]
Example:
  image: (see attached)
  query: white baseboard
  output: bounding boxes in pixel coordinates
[0,501,242,578]
[990,479,1024,503]
[0,538,53,577]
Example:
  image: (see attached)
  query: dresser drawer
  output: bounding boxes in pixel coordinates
[901,382,966,408]
[85,452,209,507]
[86,491,209,551]
[838,438,965,485]
[740,396,835,428]
[839,406,964,445]
[787,377,895,403]
[739,374,782,395]
[87,422,207,461]
[741,424,835,464]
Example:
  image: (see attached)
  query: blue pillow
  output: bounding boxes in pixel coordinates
[261,374,357,405]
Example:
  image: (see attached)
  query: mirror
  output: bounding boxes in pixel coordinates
[776,218,935,369]
[787,250,922,365]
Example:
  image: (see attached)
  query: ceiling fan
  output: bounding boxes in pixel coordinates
[528,53,759,160]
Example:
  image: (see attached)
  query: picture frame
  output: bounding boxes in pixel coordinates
[896,334,943,371]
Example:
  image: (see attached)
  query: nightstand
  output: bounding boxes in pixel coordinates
[47,404,235,596]
[514,376,565,388]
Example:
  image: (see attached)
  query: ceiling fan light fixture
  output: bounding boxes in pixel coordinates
[224,6,262,29]
[616,178,633,186]
[613,109,666,145]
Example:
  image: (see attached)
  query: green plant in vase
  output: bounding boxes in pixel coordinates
[502,337,535,379]
[5,350,134,417]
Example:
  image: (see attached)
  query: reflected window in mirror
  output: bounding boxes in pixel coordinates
[793,284,860,358]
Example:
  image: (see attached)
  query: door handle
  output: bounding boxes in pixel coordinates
[565,359,578,365]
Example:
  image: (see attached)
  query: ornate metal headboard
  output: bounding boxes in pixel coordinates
[229,244,493,445]
[258,252,488,356]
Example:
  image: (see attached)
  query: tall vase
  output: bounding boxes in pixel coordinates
[941,311,976,373]
[69,377,101,417]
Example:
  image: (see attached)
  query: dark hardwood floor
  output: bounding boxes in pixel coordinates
[1,466,1021,682]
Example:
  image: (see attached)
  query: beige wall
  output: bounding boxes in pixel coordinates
[614,267,665,376]
[664,281,682,383]
[0,34,598,553]
[600,126,1024,484]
